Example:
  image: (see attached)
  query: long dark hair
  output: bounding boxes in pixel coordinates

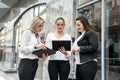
[76,15,99,42]
[76,16,95,34]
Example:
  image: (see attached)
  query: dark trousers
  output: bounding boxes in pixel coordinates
[76,61,98,80]
[18,59,38,80]
[48,60,70,80]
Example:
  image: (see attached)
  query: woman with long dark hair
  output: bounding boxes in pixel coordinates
[71,16,98,80]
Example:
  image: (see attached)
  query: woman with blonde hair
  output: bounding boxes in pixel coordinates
[18,16,46,80]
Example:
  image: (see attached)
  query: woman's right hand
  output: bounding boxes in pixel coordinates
[36,43,46,49]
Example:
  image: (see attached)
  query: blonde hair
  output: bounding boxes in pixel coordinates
[30,16,45,33]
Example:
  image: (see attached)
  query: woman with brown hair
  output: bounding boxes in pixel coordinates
[71,16,98,80]
[45,17,72,80]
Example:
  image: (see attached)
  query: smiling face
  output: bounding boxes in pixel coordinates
[55,19,65,33]
[76,20,86,33]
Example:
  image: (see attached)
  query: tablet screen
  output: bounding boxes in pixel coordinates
[52,40,71,51]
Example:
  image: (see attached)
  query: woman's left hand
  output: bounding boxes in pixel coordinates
[59,47,68,55]
[71,46,80,54]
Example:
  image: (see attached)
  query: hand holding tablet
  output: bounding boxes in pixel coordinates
[52,40,71,51]
[32,47,55,58]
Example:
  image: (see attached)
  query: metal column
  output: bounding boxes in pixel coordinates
[101,0,105,80]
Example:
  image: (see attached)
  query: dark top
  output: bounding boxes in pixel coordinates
[77,30,98,63]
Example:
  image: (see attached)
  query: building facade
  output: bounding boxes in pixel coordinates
[0,0,120,80]
[76,0,120,80]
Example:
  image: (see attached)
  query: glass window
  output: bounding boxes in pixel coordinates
[105,0,120,79]
[0,26,13,67]
[35,6,39,16]
[77,0,120,80]
[106,2,112,26]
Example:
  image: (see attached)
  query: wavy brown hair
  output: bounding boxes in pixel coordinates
[76,16,96,34]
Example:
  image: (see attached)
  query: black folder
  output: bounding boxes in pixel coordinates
[52,40,71,51]
[32,48,55,58]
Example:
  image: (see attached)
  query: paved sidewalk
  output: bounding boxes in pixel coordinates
[0,61,119,80]
[0,59,44,80]
[0,71,18,80]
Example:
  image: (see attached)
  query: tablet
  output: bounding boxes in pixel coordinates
[32,48,55,58]
[52,40,71,51]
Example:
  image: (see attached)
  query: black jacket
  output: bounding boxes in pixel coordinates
[77,30,98,63]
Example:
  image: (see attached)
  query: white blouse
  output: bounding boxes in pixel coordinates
[19,30,40,59]
[45,33,72,60]
[73,31,86,64]
[69,31,86,79]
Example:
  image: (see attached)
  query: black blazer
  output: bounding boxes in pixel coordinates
[77,30,98,63]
